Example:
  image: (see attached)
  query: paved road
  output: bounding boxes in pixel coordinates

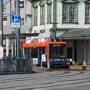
[0,71,90,90]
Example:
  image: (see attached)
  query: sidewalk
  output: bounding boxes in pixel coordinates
[70,65,90,71]
[33,66,69,73]
[33,66,50,73]
[33,65,90,73]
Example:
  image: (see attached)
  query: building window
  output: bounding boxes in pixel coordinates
[62,0,78,23]
[21,18,24,25]
[47,3,52,24]
[33,7,37,26]
[40,5,45,25]
[27,14,32,18]
[19,1,24,8]
[85,0,90,24]
[3,15,7,21]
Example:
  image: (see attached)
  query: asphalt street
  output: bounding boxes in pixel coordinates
[0,71,90,90]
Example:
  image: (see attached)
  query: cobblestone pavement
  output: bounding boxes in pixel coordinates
[0,70,90,90]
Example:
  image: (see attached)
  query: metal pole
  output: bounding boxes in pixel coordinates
[72,41,75,64]
[83,40,86,65]
[82,40,86,71]
[53,0,57,38]
[15,0,20,72]
[6,37,9,57]
[47,45,50,68]
[28,48,32,72]
[40,50,42,68]
[0,0,3,46]
[15,0,20,59]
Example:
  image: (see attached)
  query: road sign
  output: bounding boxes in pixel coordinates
[12,14,21,28]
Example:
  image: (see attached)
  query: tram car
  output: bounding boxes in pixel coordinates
[22,41,70,68]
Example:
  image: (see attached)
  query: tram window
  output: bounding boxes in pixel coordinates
[51,45,65,59]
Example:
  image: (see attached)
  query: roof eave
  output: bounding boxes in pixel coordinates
[28,0,39,2]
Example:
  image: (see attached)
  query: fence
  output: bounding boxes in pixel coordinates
[0,58,32,74]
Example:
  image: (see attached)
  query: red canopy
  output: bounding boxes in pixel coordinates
[22,41,67,48]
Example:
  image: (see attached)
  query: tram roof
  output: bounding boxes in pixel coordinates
[22,41,67,48]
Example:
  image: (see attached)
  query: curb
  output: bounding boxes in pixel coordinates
[70,65,90,71]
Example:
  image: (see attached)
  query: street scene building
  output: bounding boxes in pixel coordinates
[1,0,90,72]
[3,0,32,58]
[1,1,90,90]
[30,0,90,65]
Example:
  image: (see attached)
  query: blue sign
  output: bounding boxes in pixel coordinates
[12,14,21,28]
[12,14,21,23]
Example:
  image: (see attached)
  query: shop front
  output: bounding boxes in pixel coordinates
[59,29,90,65]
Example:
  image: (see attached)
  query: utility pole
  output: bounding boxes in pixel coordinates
[0,0,3,46]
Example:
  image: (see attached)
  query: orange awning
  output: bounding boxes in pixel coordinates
[22,41,67,48]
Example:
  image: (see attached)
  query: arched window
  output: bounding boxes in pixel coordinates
[62,0,78,23]
[85,0,90,24]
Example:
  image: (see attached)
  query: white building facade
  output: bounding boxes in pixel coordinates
[3,0,32,58]
[3,0,32,34]
[31,0,90,65]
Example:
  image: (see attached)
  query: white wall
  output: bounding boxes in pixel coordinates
[32,0,90,41]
